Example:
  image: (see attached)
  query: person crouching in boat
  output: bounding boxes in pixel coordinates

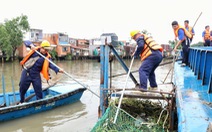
[19,40,63,103]
[130,30,163,90]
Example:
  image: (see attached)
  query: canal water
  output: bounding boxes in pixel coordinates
[0,58,172,132]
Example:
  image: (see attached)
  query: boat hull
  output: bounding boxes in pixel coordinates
[0,87,86,122]
[174,47,212,132]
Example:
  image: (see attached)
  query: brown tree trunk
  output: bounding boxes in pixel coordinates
[12,48,17,61]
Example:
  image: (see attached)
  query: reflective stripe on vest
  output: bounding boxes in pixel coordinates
[20,46,51,80]
[174,26,192,39]
[140,34,163,61]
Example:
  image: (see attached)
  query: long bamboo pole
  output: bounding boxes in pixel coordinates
[192,12,202,29]
[34,50,100,98]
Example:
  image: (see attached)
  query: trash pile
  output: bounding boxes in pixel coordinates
[92,98,174,132]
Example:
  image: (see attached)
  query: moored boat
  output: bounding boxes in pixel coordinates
[174,47,212,132]
[0,83,86,122]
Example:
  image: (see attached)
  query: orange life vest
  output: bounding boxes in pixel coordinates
[20,46,51,80]
[210,31,212,41]
[174,26,192,39]
[186,26,193,36]
[204,30,210,40]
[140,34,163,61]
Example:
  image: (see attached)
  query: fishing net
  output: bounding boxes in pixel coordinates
[91,99,168,132]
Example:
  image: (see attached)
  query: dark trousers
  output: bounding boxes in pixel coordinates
[181,37,190,65]
[182,43,189,65]
[139,50,163,89]
[204,40,210,46]
[19,69,42,103]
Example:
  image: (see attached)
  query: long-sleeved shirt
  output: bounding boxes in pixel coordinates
[134,36,145,57]
[24,40,59,76]
[178,29,185,41]
[28,51,59,76]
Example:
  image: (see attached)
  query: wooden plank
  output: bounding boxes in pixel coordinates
[112,92,172,100]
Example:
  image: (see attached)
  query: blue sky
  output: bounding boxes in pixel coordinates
[0,0,211,44]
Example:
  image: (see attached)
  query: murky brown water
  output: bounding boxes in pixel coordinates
[0,58,172,132]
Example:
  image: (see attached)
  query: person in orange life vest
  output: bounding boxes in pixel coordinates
[19,40,63,103]
[130,30,163,90]
[202,25,210,46]
[184,20,195,42]
[210,31,212,46]
[172,21,191,66]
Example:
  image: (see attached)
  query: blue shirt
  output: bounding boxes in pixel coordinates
[28,51,59,76]
[23,40,59,77]
[24,40,35,47]
[134,36,145,57]
[178,29,185,41]
[202,31,206,37]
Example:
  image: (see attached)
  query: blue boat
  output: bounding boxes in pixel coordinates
[174,47,212,132]
[0,83,86,122]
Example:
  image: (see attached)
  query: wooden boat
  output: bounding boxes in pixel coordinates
[0,82,86,122]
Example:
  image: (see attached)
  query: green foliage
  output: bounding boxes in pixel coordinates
[168,40,181,49]
[191,41,204,47]
[0,14,30,60]
[49,48,58,59]
[65,53,72,60]
[0,24,12,59]
[141,29,151,36]
[168,40,175,49]
[129,29,152,44]
[168,40,204,49]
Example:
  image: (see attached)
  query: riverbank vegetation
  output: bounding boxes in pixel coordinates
[0,15,30,61]
[169,40,204,49]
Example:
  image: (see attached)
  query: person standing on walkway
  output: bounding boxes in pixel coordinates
[202,25,211,46]
[210,30,212,46]
[19,40,63,103]
[130,30,163,90]
[184,20,195,42]
[172,21,192,66]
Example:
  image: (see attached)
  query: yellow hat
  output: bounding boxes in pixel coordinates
[41,40,52,50]
[130,30,140,38]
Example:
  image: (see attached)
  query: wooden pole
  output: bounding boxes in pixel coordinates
[192,12,202,29]
[11,77,17,104]
[2,75,6,106]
